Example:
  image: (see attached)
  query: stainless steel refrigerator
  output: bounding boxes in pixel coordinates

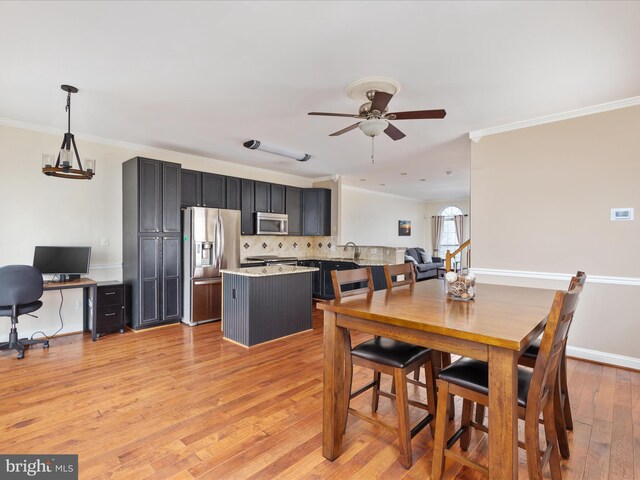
[182,207,241,326]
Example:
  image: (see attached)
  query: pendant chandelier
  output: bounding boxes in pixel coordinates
[42,85,95,180]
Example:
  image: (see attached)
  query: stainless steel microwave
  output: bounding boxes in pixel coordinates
[255,212,288,235]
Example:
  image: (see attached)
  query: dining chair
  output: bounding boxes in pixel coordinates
[474,270,586,459]
[431,278,584,480]
[383,263,455,419]
[383,262,416,288]
[331,267,437,468]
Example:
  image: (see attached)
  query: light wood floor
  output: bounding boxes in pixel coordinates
[1,306,638,479]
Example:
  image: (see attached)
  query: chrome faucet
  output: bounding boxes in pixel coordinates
[344,242,360,261]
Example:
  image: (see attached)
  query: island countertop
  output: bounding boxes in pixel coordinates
[221,265,319,277]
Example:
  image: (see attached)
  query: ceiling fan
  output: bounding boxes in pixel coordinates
[308,78,446,141]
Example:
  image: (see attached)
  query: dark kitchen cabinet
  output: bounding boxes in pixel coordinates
[298,260,321,297]
[162,162,181,233]
[303,188,331,236]
[226,176,241,210]
[241,179,255,235]
[255,181,286,214]
[270,184,286,214]
[254,181,270,213]
[202,173,226,208]
[181,169,202,207]
[122,157,182,330]
[162,236,182,321]
[286,186,303,235]
[139,236,160,326]
[138,158,161,233]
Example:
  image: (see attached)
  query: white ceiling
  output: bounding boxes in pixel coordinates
[1,1,640,201]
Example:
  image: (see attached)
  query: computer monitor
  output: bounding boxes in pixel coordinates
[33,246,91,282]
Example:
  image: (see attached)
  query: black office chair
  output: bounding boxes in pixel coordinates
[0,265,49,359]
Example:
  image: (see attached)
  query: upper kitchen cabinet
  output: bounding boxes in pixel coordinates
[270,184,286,214]
[254,181,270,213]
[180,171,227,209]
[202,173,226,208]
[226,176,241,210]
[285,186,303,235]
[181,169,202,207]
[162,162,181,233]
[130,157,181,234]
[254,181,286,214]
[241,179,255,235]
[303,188,331,236]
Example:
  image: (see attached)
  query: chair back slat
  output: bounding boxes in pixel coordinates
[331,267,374,300]
[569,271,586,291]
[528,275,585,409]
[383,263,416,289]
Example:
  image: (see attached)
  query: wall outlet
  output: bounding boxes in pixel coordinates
[370,248,377,254]
[75,300,83,309]
[101,237,110,246]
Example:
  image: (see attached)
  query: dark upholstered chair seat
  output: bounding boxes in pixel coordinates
[0,301,43,317]
[522,337,541,361]
[438,357,532,408]
[351,337,431,369]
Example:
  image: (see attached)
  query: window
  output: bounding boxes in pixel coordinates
[438,206,463,260]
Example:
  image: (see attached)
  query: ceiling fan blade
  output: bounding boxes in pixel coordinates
[370,91,393,113]
[329,123,360,136]
[384,123,406,141]
[387,109,447,120]
[308,112,360,118]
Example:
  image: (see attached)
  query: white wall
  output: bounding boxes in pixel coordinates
[339,185,428,248]
[471,105,640,366]
[0,122,312,342]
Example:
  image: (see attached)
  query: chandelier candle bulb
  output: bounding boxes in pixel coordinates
[42,153,54,169]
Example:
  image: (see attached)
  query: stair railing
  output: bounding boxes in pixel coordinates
[445,239,471,273]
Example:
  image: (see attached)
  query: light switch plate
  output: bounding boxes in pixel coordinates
[611,208,634,221]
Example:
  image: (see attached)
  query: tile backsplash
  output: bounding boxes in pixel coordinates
[241,235,337,259]
[240,236,405,264]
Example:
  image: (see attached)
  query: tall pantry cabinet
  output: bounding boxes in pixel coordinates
[123,157,182,329]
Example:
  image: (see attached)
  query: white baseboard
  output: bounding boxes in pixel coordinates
[566,346,640,371]
[472,267,640,286]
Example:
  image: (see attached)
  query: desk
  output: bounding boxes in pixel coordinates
[318,280,555,479]
[43,278,98,341]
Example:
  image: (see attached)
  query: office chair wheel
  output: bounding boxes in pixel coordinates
[17,352,24,359]
[43,341,49,349]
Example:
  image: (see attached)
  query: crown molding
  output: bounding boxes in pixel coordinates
[468,96,640,143]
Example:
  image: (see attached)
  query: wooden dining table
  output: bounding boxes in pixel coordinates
[319,280,556,479]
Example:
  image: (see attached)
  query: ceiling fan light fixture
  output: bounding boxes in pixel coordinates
[358,118,388,137]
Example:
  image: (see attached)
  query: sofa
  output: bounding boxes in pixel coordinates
[404,247,444,281]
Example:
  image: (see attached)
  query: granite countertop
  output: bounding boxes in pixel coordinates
[298,255,393,266]
[221,265,319,277]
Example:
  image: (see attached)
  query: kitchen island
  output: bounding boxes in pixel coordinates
[220,265,318,347]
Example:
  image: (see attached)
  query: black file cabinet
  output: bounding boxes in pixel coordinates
[95,281,126,339]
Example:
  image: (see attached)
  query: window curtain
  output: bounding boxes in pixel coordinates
[431,216,444,256]
[453,215,465,245]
